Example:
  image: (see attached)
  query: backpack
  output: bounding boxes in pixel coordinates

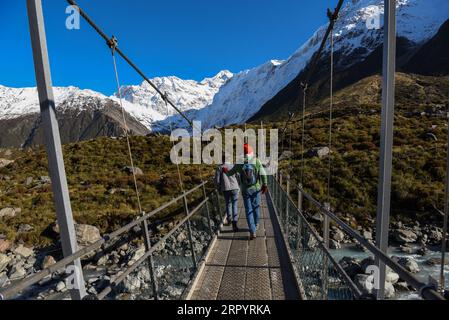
[241,163,259,186]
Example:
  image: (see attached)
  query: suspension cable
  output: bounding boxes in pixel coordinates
[441,109,449,294]
[163,93,185,193]
[327,27,335,204]
[300,83,308,187]
[110,38,142,213]
[66,0,194,129]
[280,0,345,138]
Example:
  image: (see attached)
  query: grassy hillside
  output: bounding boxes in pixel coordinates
[0,135,211,246]
[274,73,449,227]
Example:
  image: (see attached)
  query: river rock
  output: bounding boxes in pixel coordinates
[399,245,414,254]
[0,254,11,272]
[331,229,345,242]
[9,265,26,280]
[75,224,101,246]
[339,257,362,278]
[394,229,418,244]
[128,245,145,266]
[0,239,11,253]
[427,228,443,244]
[122,276,141,293]
[362,230,373,240]
[41,255,56,269]
[0,207,21,219]
[0,272,9,287]
[425,257,449,266]
[56,281,66,292]
[397,257,420,273]
[13,245,34,258]
[329,239,341,249]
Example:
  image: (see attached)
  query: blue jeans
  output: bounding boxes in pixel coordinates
[242,190,261,234]
[224,190,239,222]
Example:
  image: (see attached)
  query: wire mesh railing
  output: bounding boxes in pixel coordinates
[268,174,361,300]
[0,181,226,301]
[269,173,445,300]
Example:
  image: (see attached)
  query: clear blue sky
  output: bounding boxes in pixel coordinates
[0,0,338,95]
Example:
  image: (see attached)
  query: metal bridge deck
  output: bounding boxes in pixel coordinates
[188,194,300,300]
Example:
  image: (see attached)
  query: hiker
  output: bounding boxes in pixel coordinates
[223,144,268,240]
[214,158,240,232]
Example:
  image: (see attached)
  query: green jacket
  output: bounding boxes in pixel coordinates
[226,156,268,193]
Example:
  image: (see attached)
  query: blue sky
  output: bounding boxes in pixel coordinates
[0,0,339,95]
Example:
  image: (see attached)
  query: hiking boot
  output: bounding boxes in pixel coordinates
[250,232,257,240]
[224,217,231,226]
[232,221,239,232]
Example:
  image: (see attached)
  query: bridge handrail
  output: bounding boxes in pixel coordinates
[280,188,363,298]
[297,184,445,300]
[0,181,212,300]
[269,175,362,299]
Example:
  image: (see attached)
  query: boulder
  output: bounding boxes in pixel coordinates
[56,281,66,292]
[307,147,330,159]
[13,245,34,258]
[0,207,21,219]
[427,228,443,244]
[0,254,11,272]
[331,229,345,242]
[0,272,9,288]
[122,166,144,176]
[339,257,362,278]
[18,224,34,233]
[362,230,373,240]
[128,245,145,266]
[0,159,13,168]
[394,229,418,244]
[41,255,56,269]
[0,239,11,253]
[25,177,34,186]
[9,266,26,280]
[399,245,414,254]
[121,275,141,293]
[397,257,420,274]
[329,239,341,249]
[425,257,449,266]
[40,176,51,184]
[75,224,101,246]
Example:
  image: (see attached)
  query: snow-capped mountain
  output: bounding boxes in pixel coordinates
[116,70,232,129]
[157,0,449,130]
[1,0,448,144]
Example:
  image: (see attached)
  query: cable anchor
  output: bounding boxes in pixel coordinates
[107,35,118,53]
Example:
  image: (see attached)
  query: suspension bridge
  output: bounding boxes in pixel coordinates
[0,0,447,301]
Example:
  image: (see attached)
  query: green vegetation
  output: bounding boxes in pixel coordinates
[0,135,212,246]
[277,73,449,227]
[1,72,448,246]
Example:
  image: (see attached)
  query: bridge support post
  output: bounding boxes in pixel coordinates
[183,194,198,269]
[285,175,290,236]
[322,203,331,300]
[26,0,86,300]
[142,216,159,300]
[375,0,397,300]
[296,184,303,251]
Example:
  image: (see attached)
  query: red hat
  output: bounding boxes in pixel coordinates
[244,144,254,156]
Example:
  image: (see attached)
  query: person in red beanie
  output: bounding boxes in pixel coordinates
[223,144,268,240]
